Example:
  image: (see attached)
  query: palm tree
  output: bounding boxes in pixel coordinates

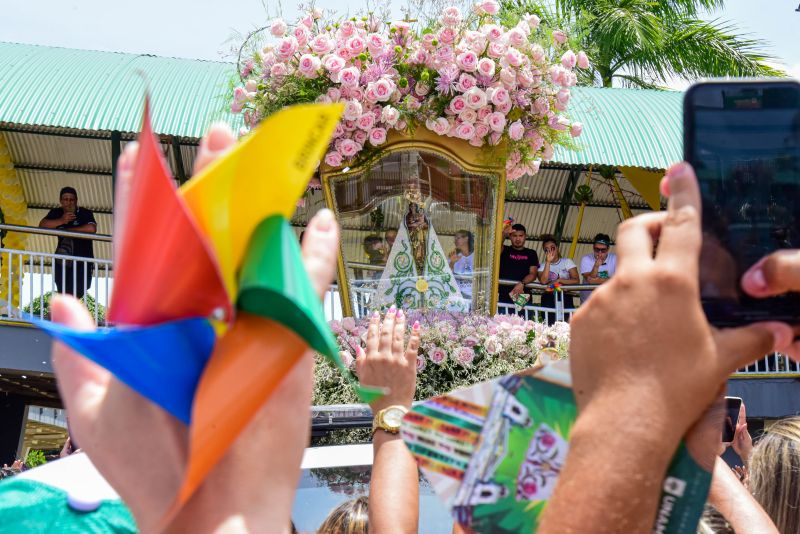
[501,0,783,88]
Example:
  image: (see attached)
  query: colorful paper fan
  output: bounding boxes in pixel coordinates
[36,98,382,514]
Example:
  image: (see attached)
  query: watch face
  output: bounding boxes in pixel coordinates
[383,407,406,428]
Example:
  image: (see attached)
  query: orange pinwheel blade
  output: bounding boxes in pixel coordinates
[109,99,230,325]
[175,313,308,507]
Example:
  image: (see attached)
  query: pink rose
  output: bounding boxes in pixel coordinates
[315,94,332,104]
[475,0,500,15]
[507,28,527,48]
[343,99,363,121]
[428,347,447,365]
[474,122,490,139]
[421,33,437,51]
[339,20,356,37]
[524,13,541,29]
[577,51,590,69]
[464,87,487,110]
[455,121,476,140]
[454,346,475,367]
[561,50,577,69]
[491,86,509,106]
[353,129,368,146]
[300,14,314,29]
[457,73,477,92]
[570,122,583,137]
[298,54,321,78]
[527,131,544,152]
[487,111,506,132]
[508,120,525,140]
[371,78,395,102]
[391,21,411,33]
[325,151,343,167]
[505,47,524,67]
[552,30,568,45]
[339,66,360,87]
[499,68,516,87]
[340,350,355,369]
[456,51,479,72]
[449,95,467,114]
[311,8,323,19]
[439,27,457,45]
[469,135,484,147]
[346,36,366,55]
[342,120,356,132]
[489,131,503,146]
[366,33,387,55]
[381,106,400,126]
[487,41,506,59]
[441,6,462,26]
[342,317,357,331]
[368,127,387,146]
[270,18,288,37]
[517,68,534,88]
[275,36,299,61]
[481,24,503,42]
[432,117,450,135]
[323,54,345,75]
[477,58,496,78]
[460,108,478,123]
[357,112,375,131]
[529,44,545,63]
[435,45,454,64]
[542,143,554,161]
[549,65,567,86]
[533,97,549,115]
[416,354,427,372]
[327,87,342,101]
[293,26,310,47]
[310,35,335,55]
[339,138,360,158]
[477,106,492,121]
[270,62,288,78]
[497,100,512,114]
[230,100,244,113]
[548,113,568,131]
[244,79,257,93]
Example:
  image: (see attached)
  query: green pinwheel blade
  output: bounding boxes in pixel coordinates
[237,215,383,403]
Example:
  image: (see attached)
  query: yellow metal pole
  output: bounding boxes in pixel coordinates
[611,176,634,219]
[567,167,593,259]
[0,132,28,311]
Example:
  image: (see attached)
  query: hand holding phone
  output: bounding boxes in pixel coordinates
[684,80,800,326]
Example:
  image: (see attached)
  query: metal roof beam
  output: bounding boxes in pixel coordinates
[171,136,187,185]
[111,131,121,202]
[14,163,111,176]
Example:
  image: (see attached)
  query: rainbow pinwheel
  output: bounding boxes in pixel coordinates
[35,99,381,509]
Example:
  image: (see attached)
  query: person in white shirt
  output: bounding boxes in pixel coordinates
[579,233,617,302]
[538,234,580,321]
[450,230,474,301]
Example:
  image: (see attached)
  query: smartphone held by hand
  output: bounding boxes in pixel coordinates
[684,79,800,326]
[722,396,742,443]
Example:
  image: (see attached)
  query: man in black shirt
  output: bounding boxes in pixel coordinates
[497,223,539,313]
[39,187,97,299]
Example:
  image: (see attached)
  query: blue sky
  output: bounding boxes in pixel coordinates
[2,0,798,85]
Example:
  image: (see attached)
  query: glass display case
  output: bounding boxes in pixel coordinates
[321,130,507,317]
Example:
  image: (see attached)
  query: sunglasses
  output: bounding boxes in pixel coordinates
[593,247,609,253]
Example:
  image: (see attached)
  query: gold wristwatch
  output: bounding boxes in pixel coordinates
[372,405,409,434]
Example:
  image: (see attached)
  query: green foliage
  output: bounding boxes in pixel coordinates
[500,0,783,88]
[23,291,106,323]
[25,449,46,468]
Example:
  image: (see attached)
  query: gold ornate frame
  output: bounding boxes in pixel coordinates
[320,128,508,317]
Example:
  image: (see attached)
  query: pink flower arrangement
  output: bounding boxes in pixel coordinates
[233,6,589,181]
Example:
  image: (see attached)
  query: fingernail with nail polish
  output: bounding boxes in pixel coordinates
[397,309,404,319]
[413,321,420,331]
[316,209,334,231]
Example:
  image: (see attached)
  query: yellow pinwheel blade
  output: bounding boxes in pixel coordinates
[179,103,343,299]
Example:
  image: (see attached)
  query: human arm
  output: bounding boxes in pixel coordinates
[539,163,790,533]
[731,403,753,465]
[557,265,580,285]
[537,255,552,283]
[581,255,607,284]
[510,264,539,298]
[356,309,422,534]
[39,209,72,228]
[51,123,333,533]
[707,456,777,533]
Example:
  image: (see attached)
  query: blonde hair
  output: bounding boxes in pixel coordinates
[316,496,368,534]
[748,416,800,534]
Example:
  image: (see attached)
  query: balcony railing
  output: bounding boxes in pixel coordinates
[2,223,795,378]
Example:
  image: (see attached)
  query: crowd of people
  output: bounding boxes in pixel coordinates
[3,125,800,533]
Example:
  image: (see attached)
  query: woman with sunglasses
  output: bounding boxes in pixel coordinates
[579,233,617,302]
[538,234,580,320]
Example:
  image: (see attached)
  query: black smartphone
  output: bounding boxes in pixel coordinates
[684,80,800,326]
[722,396,743,443]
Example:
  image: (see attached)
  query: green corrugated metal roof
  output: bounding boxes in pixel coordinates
[0,42,241,139]
[0,42,682,167]
[554,86,683,170]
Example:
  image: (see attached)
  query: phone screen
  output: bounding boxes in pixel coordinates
[685,81,800,326]
[722,396,742,443]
